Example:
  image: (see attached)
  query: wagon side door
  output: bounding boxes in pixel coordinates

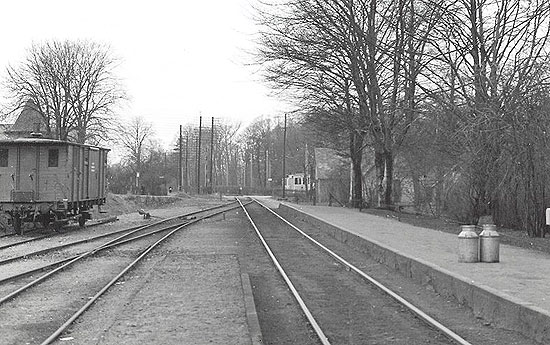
[88,148,100,199]
[16,145,38,201]
[39,145,70,202]
[82,148,90,199]
[0,146,15,201]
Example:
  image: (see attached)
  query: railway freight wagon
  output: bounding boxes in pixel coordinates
[0,137,109,233]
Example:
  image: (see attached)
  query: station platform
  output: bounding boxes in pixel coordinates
[257,198,550,343]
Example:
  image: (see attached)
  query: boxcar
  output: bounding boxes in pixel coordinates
[0,137,109,233]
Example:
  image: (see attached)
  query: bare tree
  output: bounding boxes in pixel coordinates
[418,0,550,233]
[242,117,273,189]
[256,0,442,207]
[116,116,155,194]
[4,39,125,143]
[214,121,241,186]
[256,0,368,206]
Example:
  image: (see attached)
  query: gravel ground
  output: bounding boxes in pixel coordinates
[0,196,542,344]
[247,202,454,344]
[50,205,318,345]
[63,254,250,345]
[279,207,540,345]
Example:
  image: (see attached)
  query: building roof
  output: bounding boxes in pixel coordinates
[0,137,110,151]
[9,100,47,133]
[0,124,11,139]
[314,148,350,179]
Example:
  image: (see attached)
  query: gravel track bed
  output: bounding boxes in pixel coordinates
[279,206,539,345]
[0,255,135,345]
[246,203,456,345]
[0,197,537,345]
[53,207,316,345]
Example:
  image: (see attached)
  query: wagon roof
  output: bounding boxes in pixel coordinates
[0,137,110,151]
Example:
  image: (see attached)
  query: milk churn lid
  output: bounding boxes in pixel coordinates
[480,224,499,237]
[458,225,478,238]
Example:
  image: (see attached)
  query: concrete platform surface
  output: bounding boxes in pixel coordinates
[265,199,550,343]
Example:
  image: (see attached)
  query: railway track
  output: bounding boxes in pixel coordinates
[0,203,235,287]
[0,216,119,250]
[0,203,232,265]
[239,198,473,345]
[1,197,533,344]
[0,201,244,345]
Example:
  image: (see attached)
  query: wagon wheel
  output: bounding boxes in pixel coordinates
[52,214,64,232]
[13,214,22,235]
[38,211,56,229]
[0,213,10,233]
[40,217,49,229]
[78,214,86,227]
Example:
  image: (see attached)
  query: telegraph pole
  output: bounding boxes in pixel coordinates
[282,113,287,199]
[178,125,182,192]
[164,151,167,194]
[210,116,214,193]
[197,116,202,194]
[185,133,189,192]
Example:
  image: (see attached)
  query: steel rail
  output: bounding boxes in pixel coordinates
[253,198,473,345]
[0,203,238,285]
[0,235,50,250]
[40,202,246,345]
[0,202,238,306]
[0,227,40,238]
[237,198,331,345]
[0,216,119,250]
[0,216,118,241]
[0,226,149,265]
[0,222,188,285]
[0,202,235,265]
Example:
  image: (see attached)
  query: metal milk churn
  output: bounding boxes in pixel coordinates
[458,225,479,263]
[479,224,500,263]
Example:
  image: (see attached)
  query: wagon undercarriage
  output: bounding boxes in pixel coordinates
[0,137,109,235]
[0,199,104,234]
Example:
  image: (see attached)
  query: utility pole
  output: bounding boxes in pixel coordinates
[282,113,287,199]
[178,125,182,192]
[197,116,202,194]
[210,116,214,194]
[185,133,189,192]
[164,151,167,194]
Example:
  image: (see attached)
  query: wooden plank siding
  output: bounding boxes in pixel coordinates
[88,148,100,199]
[0,139,109,205]
[15,146,37,199]
[0,146,17,200]
[36,145,71,201]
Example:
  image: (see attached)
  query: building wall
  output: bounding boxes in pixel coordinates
[314,148,350,205]
[316,178,349,205]
[285,173,307,191]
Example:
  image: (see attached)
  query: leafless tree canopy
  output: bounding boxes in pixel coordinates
[115,116,155,193]
[256,0,550,236]
[4,39,126,144]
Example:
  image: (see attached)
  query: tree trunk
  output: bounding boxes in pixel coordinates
[434,166,444,217]
[384,150,393,207]
[349,132,364,208]
[375,149,384,207]
[411,170,421,213]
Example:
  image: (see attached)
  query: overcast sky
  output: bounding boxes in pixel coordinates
[0,0,289,147]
